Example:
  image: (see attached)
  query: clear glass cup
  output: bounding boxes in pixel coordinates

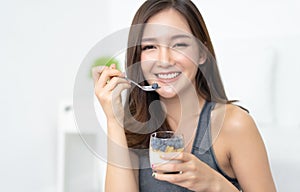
[149,131,184,173]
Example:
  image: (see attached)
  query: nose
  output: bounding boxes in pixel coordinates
[157,46,174,67]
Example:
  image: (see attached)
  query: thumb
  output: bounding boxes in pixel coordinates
[110,64,116,69]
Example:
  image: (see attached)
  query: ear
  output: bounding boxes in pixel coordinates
[198,52,207,65]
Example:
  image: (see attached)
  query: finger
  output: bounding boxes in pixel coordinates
[111,82,131,101]
[153,162,185,174]
[153,153,195,173]
[160,152,191,162]
[110,63,116,69]
[97,68,123,88]
[92,66,105,85]
[154,172,203,192]
[92,63,117,84]
[105,76,130,91]
[153,171,188,184]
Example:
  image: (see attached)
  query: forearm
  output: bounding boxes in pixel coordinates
[105,165,138,192]
[105,120,139,192]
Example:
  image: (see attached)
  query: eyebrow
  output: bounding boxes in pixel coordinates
[141,34,192,42]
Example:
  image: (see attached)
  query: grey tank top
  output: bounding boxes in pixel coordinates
[138,101,241,191]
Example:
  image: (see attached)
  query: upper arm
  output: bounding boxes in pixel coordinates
[223,105,276,192]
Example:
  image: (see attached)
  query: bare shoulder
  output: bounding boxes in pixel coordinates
[211,103,261,153]
[217,103,264,152]
[222,104,257,135]
[220,103,268,166]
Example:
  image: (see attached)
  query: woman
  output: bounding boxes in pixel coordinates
[93,0,276,191]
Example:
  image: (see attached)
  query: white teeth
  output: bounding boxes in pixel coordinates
[157,72,180,79]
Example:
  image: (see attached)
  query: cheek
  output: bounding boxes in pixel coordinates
[173,47,200,66]
[141,51,157,61]
[175,53,198,70]
[140,60,154,77]
[184,50,200,65]
[182,57,199,78]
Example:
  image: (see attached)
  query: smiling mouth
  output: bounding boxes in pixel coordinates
[155,72,181,80]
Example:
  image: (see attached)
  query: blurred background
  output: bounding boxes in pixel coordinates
[1,0,299,191]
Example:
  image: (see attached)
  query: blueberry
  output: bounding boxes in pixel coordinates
[151,83,159,89]
[159,145,167,152]
[151,138,160,150]
[167,140,175,147]
[174,140,184,149]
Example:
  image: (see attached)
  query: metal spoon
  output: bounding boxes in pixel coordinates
[123,77,160,91]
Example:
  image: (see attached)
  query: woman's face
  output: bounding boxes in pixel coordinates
[140,8,204,99]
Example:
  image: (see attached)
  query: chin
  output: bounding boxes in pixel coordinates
[156,86,179,99]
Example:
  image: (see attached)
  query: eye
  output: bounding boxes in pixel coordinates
[141,45,156,51]
[173,43,189,48]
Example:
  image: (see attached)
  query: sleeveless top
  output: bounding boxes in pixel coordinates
[138,101,242,191]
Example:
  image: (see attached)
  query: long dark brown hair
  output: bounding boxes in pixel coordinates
[124,0,229,149]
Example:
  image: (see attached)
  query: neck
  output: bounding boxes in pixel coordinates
[160,87,205,131]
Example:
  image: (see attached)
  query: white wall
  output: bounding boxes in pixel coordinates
[0,0,299,192]
[0,0,109,191]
